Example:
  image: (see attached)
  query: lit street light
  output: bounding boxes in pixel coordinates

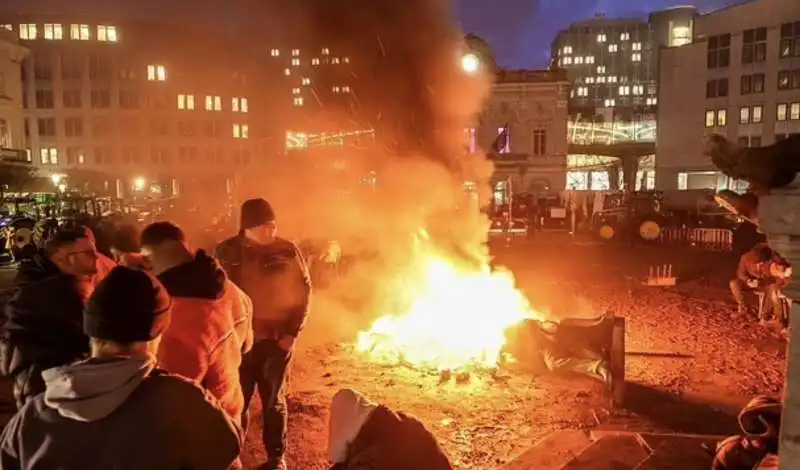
[133,177,146,191]
[461,52,480,74]
[51,174,64,186]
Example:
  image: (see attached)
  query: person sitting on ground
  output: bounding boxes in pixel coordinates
[712,395,780,470]
[0,267,241,469]
[140,221,253,426]
[503,318,613,388]
[729,243,791,325]
[0,229,99,408]
[327,388,453,470]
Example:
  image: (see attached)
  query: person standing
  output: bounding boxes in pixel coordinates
[0,266,241,469]
[216,198,312,470]
[139,221,253,425]
[1,229,99,408]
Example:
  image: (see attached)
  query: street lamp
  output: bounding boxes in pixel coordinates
[51,174,64,186]
[461,52,480,74]
[133,177,146,192]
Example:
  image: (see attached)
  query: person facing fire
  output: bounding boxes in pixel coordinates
[216,197,312,470]
[0,229,99,408]
[729,243,792,325]
[503,318,613,388]
[327,388,453,470]
[139,221,253,426]
[0,267,242,470]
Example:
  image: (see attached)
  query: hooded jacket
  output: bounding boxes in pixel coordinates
[0,355,241,470]
[1,252,90,408]
[328,389,452,470]
[216,235,311,341]
[156,250,253,423]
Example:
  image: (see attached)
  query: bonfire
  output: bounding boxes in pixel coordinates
[356,231,541,372]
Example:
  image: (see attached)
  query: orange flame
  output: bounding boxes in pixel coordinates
[356,246,541,371]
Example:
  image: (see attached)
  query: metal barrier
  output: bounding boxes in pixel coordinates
[659,227,733,251]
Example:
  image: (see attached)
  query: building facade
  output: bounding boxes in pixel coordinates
[0,28,27,162]
[477,69,570,201]
[657,0,800,190]
[0,13,274,196]
[551,8,696,190]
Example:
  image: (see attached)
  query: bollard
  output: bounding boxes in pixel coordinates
[646,264,676,286]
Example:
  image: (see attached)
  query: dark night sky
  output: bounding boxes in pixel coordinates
[8,0,748,68]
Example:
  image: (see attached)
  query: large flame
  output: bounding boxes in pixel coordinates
[356,237,541,371]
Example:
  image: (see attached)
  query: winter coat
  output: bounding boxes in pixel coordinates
[737,243,790,287]
[156,250,254,424]
[328,390,452,470]
[0,253,89,408]
[0,355,241,470]
[216,234,311,341]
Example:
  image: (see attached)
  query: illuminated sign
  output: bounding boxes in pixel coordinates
[568,119,656,145]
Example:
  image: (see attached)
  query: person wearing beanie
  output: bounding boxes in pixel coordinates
[140,221,253,428]
[1,228,99,409]
[327,389,453,470]
[0,267,242,470]
[216,197,312,470]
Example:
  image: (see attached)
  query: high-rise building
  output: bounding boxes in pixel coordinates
[657,0,800,190]
[1,12,274,196]
[0,28,28,163]
[551,7,697,190]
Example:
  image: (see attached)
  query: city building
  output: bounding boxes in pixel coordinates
[474,69,570,202]
[551,7,697,190]
[657,0,800,190]
[1,12,274,197]
[0,28,28,164]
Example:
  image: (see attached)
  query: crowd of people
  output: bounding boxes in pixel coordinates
[0,197,455,470]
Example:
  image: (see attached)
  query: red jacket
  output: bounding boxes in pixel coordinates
[155,252,254,424]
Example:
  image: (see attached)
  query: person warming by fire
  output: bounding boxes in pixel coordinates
[729,243,791,326]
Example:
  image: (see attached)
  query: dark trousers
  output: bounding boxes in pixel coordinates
[240,339,293,460]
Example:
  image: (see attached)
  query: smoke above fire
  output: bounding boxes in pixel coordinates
[238,0,498,342]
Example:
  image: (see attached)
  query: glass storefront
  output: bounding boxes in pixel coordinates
[677,171,748,191]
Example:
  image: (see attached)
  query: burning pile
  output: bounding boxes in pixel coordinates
[356,234,541,372]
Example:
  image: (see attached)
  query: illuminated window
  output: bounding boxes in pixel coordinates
[311,58,320,65]
[632,85,644,95]
[343,57,350,63]
[147,65,166,81]
[293,97,304,106]
[646,97,658,106]
[292,88,301,95]
[597,76,606,83]
[284,68,291,76]
[563,57,573,65]
[585,77,595,84]
[576,86,588,97]
[792,102,800,120]
[597,34,607,43]
[562,45,573,54]
[586,56,595,64]
[620,32,630,41]
[597,65,606,74]
[322,48,330,55]
[19,24,36,40]
[44,24,63,40]
[291,49,300,56]
[739,106,750,124]
[574,56,584,64]
[333,86,341,93]
[496,127,511,154]
[342,86,351,92]
[752,105,763,123]
[708,109,727,126]
[270,49,279,57]
[670,26,692,47]
[632,42,642,51]
[1,25,11,31]
[178,94,195,110]
[233,124,249,139]
[232,97,248,113]
[604,99,616,107]
[70,24,90,40]
[608,76,618,83]
[618,86,630,96]
[40,148,58,165]
[778,103,788,121]
[632,53,642,62]
[608,44,618,52]
[332,57,340,64]
[97,25,117,42]
[291,58,300,66]
[205,95,222,111]
[301,77,311,85]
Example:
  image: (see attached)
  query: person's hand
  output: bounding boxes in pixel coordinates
[277,335,296,351]
[747,279,759,289]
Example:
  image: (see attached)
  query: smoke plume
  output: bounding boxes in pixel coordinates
[239,0,496,343]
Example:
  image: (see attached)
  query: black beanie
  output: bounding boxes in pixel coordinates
[240,198,276,231]
[84,267,171,343]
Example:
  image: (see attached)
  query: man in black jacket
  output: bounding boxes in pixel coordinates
[1,229,99,408]
[216,198,311,470]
